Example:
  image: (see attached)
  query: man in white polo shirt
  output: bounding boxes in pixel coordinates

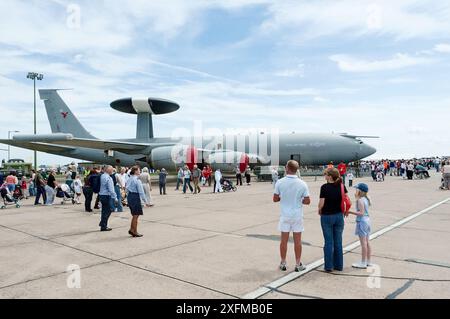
[273,160,311,272]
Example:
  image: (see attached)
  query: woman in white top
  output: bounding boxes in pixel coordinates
[72,175,83,204]
[406,162,415,180]
[138,167,152,204]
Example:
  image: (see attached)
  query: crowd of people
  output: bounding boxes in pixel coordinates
[317,158,450,189]
[0,163,255,235]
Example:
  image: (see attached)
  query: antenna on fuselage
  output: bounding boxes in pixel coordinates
[110,98,180,140]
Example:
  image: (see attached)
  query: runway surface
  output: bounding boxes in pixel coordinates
[0,173,449,299]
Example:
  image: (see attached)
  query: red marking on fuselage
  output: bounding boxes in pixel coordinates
[61,112,68,118]
[185,146,198,170]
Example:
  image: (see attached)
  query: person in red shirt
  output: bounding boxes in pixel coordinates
[204,165,212,187]
[20,176,29,199]
[337,161,347,186]
[201,167,208,186]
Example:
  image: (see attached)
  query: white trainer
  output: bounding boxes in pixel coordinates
[352,262,367,269]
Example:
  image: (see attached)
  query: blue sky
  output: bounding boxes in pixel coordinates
[1,0,450,165]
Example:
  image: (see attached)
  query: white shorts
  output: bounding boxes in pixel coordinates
[278,217,304,233]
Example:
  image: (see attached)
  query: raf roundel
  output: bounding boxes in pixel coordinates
[110,97,180,115]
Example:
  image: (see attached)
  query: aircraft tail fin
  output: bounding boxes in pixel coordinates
[39,89,95,139]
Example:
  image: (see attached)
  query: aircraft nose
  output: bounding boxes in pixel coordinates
[362,144,377,158]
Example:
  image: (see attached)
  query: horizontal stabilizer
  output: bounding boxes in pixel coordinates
[339,133,380,139]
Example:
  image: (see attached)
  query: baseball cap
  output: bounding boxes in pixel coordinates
[354,183,369,193]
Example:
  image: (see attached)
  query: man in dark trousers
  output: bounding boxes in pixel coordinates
[83,169,96,212]
[91,167,103,209]
[98,165,117,232]
[235,166,242,186]
[159,168,168,195]
[34,170,47,205]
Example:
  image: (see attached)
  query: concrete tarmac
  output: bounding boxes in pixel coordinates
[0,172,449,299]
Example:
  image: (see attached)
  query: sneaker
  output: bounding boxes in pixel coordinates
[352,262,367,269]
[295,263,306,272]
[279,262,287,271]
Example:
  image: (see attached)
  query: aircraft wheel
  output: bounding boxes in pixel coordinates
[16,204,20,208]
[0,206,5,210]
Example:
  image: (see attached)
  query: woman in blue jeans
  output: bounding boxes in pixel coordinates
[318,167,348,272]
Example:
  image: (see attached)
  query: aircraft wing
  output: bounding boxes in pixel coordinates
[0,139,76,153]
[7,134,178,155]
[43,138,150,153]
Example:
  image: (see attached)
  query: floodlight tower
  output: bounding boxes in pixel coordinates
[26,72,44,170]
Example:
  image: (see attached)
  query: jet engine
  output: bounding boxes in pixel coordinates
[150,145,198,170]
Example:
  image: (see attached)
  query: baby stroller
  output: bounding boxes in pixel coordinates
[221,178,237,192]
[13,185,24,201]
[415,169,430,179]
[55,183,76,205]
[440,177,447,190]
[375,169,385,182]
[1,184,21,209]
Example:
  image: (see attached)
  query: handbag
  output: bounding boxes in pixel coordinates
[340,183,352,214]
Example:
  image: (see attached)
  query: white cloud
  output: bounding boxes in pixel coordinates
[434,43,450,53]
[330,53,433,73]
[313,96,329,103]
[259,0,450,41]
[0,0,271,55]
[387,77,418,84]
[275,64,305,77]
[407,126,426,135]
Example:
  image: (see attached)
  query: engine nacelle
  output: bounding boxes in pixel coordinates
[208,151,249,173]
[150,145,198,170]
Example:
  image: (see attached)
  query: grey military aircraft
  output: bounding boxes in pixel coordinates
[0,89,376,172]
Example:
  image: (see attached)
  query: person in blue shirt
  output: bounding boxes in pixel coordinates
[159,168,168,195]
[98,165,117,232]
[175,167,183,191]
[127,166,151,237]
